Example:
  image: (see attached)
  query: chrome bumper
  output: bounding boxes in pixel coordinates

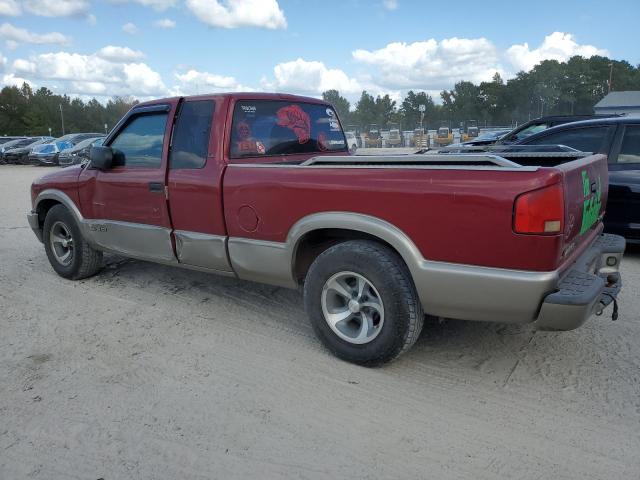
[27,210,43,243]
[535,233,625,331]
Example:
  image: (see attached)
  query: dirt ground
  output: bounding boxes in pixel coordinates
[1,165,639,480]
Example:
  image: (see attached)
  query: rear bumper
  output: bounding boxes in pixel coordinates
[412,232,624,328]
[535,233,625,330]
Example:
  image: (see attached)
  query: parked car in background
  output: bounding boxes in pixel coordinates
[1,137,53,164]
[0,136,25,145]
[28,140,73,166]
[57,132,104,146]
[463,115,621,147]
[58,137,105,167]
[516,116,640,243]
[345,132,358,154]
[0,137,32,161]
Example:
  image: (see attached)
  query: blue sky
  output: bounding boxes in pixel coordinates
[1,0,638,103]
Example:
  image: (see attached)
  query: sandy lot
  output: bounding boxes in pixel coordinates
[1,165,639,479]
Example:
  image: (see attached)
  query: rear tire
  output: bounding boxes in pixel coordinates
[43,204,103,280]
[304,240,424,366]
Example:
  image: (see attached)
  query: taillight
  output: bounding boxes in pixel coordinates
[514,183,564,234]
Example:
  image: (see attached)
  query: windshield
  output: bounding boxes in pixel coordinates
[33,144,56,154]
[513,123,550,141]
[67,137,104,152]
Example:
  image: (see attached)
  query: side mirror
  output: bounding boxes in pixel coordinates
[89,146,113,170]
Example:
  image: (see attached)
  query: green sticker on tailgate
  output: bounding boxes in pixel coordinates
[579,170,602,235]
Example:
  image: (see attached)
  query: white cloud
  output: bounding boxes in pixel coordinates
[382,0,398,10]
[153,18,176,28]
[506,32,609,72]
[87,14,97,25]
[109,0,177,10]
[353,37,502,91]
[23,0,90,17]
[12,49,166,97]
[267,58,361,95]
[12,58,36,74]
[0,0,21,16]
[0,22,70,47]
[2,73,31,87]
[171,69,251,95]
[0,51,6,72]
[122,22,138,34]
[136,0,177,9]
[186,0,286,29]
[97,45,145,62]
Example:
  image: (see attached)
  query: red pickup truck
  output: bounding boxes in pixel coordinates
[28,93,625,366]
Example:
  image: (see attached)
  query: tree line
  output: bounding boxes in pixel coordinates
[1,55,639,137]
[324,55,640,131]
[0,83,138,137]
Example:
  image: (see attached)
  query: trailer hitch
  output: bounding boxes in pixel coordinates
[595,292,619,321]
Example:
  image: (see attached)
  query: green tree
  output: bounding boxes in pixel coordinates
[374,94,396,128]
[322,89,351,125]
[399,90,437,129]
[353,90,377,129]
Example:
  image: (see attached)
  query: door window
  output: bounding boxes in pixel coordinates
[110,112,168,168]
[230,100,347,159]
[170,100,214,169]
[617,125,640,163]
[526,126,614,153]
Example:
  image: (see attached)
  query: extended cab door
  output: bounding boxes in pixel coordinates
[78,102,178,263]
[166,96,233,273]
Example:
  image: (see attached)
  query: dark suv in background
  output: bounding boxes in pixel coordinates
[516,116,640,243]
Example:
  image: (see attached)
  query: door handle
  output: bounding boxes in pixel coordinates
[149,182,164,193]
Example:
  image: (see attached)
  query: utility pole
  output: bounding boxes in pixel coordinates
[608,62,614,93]
[59,104,65,135]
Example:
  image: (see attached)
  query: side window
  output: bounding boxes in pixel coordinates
[110,112,168,168]
[170,100,214,169]
[230,100,347,159]
[527,126,614,153]
[617,125,640,163]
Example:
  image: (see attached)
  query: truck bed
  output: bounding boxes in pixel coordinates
[223,152,609,273]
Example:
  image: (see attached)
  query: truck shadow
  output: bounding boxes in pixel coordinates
[92,253,635,406]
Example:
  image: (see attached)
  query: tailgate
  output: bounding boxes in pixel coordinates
[558,153,609,260]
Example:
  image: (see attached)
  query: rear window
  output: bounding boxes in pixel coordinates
[230,100,346,159]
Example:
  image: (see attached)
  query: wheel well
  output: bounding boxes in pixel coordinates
[36,199,61,227]
[293,228,403,284]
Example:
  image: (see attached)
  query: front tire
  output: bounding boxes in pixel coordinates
[43,204,103,280]
[304,240,424,366]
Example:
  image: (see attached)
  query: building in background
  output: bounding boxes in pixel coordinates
[594,91,640,115]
